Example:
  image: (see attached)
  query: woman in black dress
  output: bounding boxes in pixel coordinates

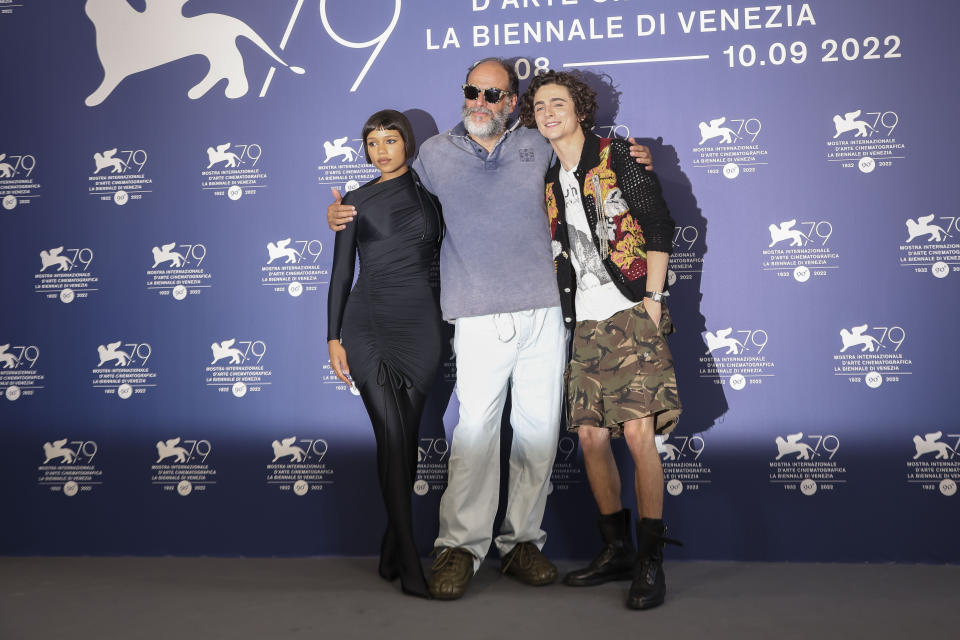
[327,110,443,598]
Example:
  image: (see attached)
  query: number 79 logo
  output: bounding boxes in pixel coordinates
[320,0,401,92]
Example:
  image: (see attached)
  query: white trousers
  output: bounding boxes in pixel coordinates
[435,306,566,569]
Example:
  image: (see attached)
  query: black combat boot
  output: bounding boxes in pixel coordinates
[627,518,682,610]
[564,509,635,586]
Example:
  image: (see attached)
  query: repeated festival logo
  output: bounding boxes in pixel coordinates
[87,146,152,205]
[151,437,215,496]
[831,323,912,389]
[898,213,959,280]
[316,133,380,194]
[0,342,44,401]
[0,151,40,211]
[91,340,156,398]
[200,142,268,201]
[1,0,27,16]
[34,246,99,303]
[260,237,328,297]
[146,241,212,300]
[37,438,102,496]
[906,430,958,497]
[667,223,704,288]
[547,436,581,496]
[205,338,271,398]
[769,431,845,496]
[691,115,768,179]
[761,218,839,283]
[266,436,334,496]
[658,431,711,496]
[699,326,775,391]
[825,108,905,174]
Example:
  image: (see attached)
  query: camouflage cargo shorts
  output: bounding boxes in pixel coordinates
[566,302,681,437]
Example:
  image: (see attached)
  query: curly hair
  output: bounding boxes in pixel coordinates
[519,70,597,132]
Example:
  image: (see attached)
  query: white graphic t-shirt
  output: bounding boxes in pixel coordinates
[559,165,634,321]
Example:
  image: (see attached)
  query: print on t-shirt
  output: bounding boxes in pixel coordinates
[561,168,612,290]
[570,226,612,289]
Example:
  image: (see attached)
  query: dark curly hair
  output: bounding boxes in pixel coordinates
[519,70,597,132]
[361,109,415,164]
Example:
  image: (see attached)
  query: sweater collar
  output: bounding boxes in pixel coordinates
[546,132,603,182]
[578,132,603,171]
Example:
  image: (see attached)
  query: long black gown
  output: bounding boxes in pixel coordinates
[326,170,442,598]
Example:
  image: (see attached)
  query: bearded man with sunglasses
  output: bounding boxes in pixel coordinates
[327,58,653,600]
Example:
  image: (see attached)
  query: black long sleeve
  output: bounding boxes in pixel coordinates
[326,193,358,342]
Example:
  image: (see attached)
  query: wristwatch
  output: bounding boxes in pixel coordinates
[644,291,667,302]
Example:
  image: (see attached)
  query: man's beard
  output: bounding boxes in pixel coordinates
[462,104,510,139]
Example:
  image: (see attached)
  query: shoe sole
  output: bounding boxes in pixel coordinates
[563,569,633,587]
[627,595,665,610]
[503,573,557,586]
[428,576,471,600]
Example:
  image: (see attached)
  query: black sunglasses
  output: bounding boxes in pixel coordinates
[462,84,512,104]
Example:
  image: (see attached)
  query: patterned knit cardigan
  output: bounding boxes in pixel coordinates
[544,134,675,327]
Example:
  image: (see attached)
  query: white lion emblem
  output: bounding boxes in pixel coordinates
[905,214,949,243]
[912,432,957,460]
[151,242,185,268]
[267,238,300,264]
[323,137,359,164]
[156,437,189,463]
[206,143,241,169]
[40,247,72,272]
[84,0,305,107]
[210,339,244,365]
[768,220,807,248]
[775,433,816,461]
[704,328,745,355]
[839,325,881,353]
[43,439,77,464]
[97,341,131,367]
[698,117,739,145]
[832,110,875,139]
[272,436,307,463]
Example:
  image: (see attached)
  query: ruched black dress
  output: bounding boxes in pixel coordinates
[327,170,442,598]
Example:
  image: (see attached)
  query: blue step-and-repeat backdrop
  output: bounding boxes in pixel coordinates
[1,0,956,562]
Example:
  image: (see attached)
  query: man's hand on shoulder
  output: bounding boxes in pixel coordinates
[327,187,356,231]
[627,137,654,171]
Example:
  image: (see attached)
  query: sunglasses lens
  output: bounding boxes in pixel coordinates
[463,85,508,103]
[483,89,504,103]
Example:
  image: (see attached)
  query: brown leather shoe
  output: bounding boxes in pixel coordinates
[428,547,474,600]
[501,542,557,586]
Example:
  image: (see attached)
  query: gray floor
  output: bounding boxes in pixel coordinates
[0,557,955,640]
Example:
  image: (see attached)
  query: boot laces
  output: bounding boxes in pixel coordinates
[501,542,536,573]
[431,547,469,572]
[636,531,683,567]
[661,534,683,548]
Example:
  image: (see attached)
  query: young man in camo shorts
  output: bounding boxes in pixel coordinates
[520,70,682,610]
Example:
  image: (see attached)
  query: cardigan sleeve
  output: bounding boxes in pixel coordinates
[609,139,675,255]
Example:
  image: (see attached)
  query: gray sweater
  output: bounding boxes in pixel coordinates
[412,121,561,320]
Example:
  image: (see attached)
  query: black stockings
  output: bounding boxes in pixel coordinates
[358,374,429,598]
